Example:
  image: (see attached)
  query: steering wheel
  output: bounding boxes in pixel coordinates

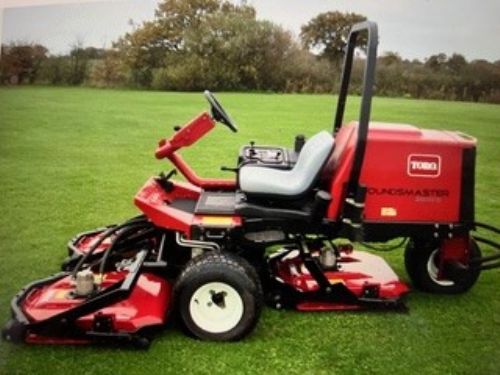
[204,90,238,133]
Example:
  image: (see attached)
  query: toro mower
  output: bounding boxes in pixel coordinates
[2,21,499,347]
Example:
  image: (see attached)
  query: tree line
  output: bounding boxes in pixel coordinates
[1,0,499,103]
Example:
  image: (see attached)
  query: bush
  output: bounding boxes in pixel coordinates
[88,52,128,88]
[37,56,72,85]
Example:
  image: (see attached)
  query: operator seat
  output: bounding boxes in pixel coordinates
[239,131,334,198]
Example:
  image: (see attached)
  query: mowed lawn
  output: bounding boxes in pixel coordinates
[0,86,499,375]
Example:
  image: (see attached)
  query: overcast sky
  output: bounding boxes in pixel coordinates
[2,0,500,61]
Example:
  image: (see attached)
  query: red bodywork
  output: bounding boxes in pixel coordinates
[134,178,242,236]
[135,179,202,234]
[325,122,476,223]
[142,119,476,237]
[134,119,476,304]
[23,271,171,344]
[150,117,476,227]
[155,112,235,190]
[145,112,242,235]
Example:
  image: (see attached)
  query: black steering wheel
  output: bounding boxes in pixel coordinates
[204,90,238,133]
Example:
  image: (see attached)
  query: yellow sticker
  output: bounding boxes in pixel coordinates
[94,274,105,284]
[54,290,68,299]
[328,279,345,285]
[381,207,398,217]
[200,216,233,227]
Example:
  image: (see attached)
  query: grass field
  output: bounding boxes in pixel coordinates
[0,87,499,375]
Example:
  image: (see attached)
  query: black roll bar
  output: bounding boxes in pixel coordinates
[333,21,378,197]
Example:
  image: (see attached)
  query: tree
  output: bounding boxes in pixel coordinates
[0,43,48,84]
[114,0,296,90]
[89,50,127,87]
[424,53,447,71]
[379,51,402,66]
[300,11,367,65]
[114,0,254,86]
[462,59,499,102]
[446,53,467,74]
[37,56,71,84]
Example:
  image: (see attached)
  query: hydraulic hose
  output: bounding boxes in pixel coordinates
[359,237,409,252]
[97,223,154,277]
[71,216,148,278]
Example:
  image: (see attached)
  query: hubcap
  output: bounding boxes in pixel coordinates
[426,249,454,287]
[189,282,244,333]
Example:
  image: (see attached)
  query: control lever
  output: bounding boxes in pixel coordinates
[249,141,257,157]
[163,169,177,180]
[294,134,305,153]
[157,169,177,192]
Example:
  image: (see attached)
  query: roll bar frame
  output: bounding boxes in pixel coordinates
[333,21,378,197]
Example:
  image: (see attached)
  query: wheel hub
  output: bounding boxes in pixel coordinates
[189,282,244,334]
[427,249,455,287]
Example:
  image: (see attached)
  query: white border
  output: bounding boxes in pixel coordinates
[407,154,441,178]
[0,0,122,8]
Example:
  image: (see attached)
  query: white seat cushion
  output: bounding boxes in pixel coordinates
[239,131,334,196]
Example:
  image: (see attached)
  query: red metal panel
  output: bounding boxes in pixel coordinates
[168,153,236,190]
[440,236,471,264]
[155,112,215,158]
[154,111,236,190]
[23,272,171,334]
[134,178,195,234]
[325,124,357,219]
[326,122,476,223]
[77,273,171,332]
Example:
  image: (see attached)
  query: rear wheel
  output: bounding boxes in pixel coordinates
[404,238,481,294]
[174,252,262,341]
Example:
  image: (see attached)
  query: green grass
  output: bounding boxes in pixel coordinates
[0,86,499,375]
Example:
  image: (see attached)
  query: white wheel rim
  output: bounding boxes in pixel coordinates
[426,249,454,286]
[189,282,244,334]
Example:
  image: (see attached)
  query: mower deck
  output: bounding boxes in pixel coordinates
[268,248,409,311]
[4,249,171,347]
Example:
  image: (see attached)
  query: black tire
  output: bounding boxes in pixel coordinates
[174,252,263,341]
[132,335,151,349]
[404,238,481,294]
[2,319,27,344]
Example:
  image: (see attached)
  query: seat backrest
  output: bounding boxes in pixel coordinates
[290,130,334,184]
[238,131,334,198]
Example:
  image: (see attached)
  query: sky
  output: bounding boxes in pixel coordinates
[2,0,500,61]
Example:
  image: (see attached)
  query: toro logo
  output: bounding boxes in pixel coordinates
[407,154,441,178]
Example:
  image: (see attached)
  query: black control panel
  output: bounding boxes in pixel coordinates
[238,144,298,169]
[237,135,305,170]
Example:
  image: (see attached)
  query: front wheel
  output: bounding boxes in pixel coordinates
[174,252,262,341]
[404,238,481,294]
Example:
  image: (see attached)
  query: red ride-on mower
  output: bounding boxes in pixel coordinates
[3,21,499,347]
